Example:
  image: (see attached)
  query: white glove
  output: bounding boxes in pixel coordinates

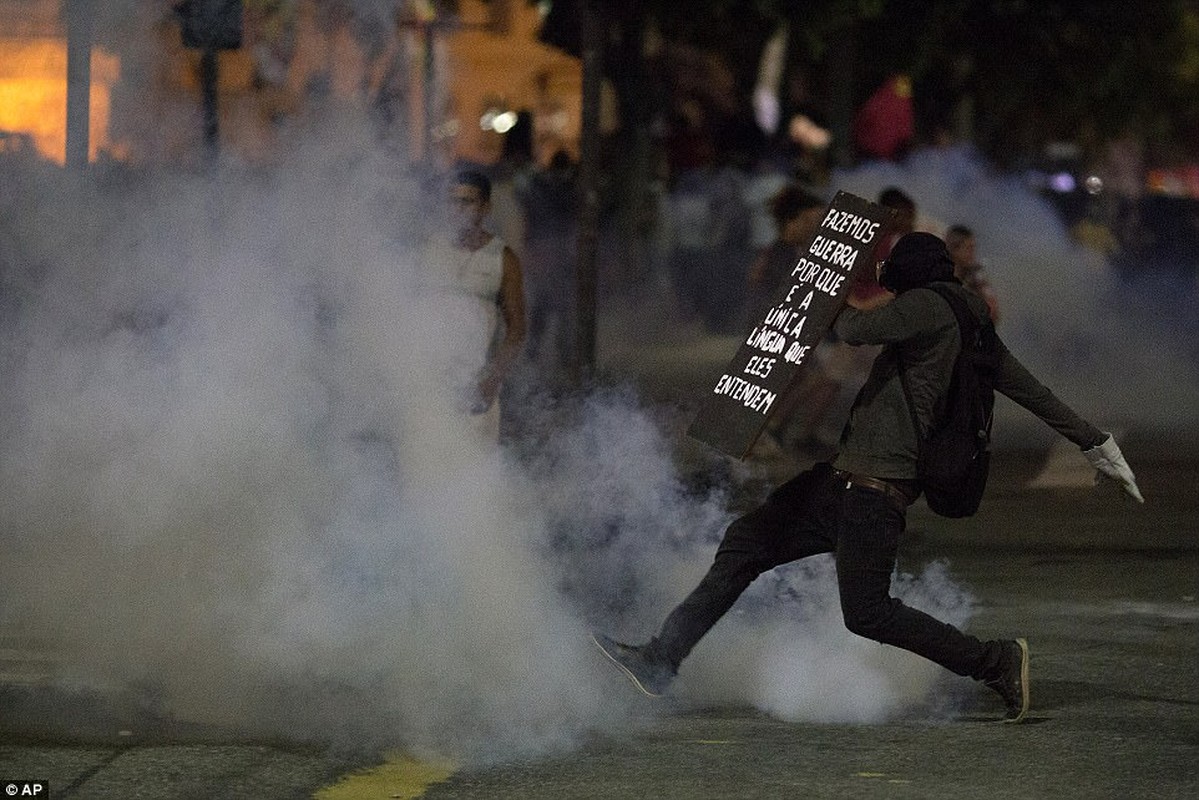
[1082,434,1144,503]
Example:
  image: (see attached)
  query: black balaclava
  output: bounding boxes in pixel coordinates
[878,231,957,294]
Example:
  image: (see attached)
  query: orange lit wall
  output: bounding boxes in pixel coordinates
[0,37,120,163]
[446,0,583,166]
[0,4,584,168]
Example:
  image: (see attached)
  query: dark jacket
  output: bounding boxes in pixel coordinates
[831,281,1103,480]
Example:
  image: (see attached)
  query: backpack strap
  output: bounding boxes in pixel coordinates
[925,284,986,355]
[895,284,977,446]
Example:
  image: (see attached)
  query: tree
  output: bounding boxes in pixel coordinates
[543,0,1199,171]
[536,0,1198,377]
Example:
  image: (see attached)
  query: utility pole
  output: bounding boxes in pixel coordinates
[422,19,437,165]
[199,47,219,159]
[65,0,93,169]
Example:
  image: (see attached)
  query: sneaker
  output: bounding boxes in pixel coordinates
[984,637,1030,723]
[591,633,675,697]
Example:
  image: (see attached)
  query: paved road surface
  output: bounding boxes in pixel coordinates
[3,315,1197,800]
[2,441,1195,799]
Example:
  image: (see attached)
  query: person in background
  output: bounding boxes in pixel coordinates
[519,150,579,375]
[419,170,526,442]
[746,184,826,312]
[665,126,752,333]
[852,74,915,163]
[945,224,1000,324]
[492,111,536,244]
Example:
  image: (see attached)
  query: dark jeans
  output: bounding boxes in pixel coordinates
[646,463,1004,680]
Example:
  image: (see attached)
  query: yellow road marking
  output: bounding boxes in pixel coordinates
[314,752,455,800]
[854,772,911,784]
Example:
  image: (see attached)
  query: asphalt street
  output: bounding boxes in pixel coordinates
[401,439,1199,800]
[2,437,1196,799]
[2,325,1197,799]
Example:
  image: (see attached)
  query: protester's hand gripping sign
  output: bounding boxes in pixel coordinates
[688,191,896,458]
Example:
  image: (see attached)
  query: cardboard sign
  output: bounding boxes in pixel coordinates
[688,191,895,458]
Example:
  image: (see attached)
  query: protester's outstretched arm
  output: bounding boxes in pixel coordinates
[1083,434,1145,503]
[993,338,1105,446]
[994,338,1143,503]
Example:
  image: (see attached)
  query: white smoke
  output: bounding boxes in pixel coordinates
[0,135,981,759]
[677,557,973,724]
[0,116,609,759]
[0,4,1017,767]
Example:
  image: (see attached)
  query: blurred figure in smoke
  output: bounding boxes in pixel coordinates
[594,232,1143,723]
[519,150,578,376]
[1097,130,1146,249]
[285,0,369,109]
[945,224,1000,324]
[490,110,537,264]
[365,3,419,154]
[741,151,791,280]
[746,184,825,312]
[419,170,527,441]
[664,111,752,333]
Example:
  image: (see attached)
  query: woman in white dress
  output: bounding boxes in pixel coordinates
[419,170,527,442]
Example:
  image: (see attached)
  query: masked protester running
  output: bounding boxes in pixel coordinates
[593,231,1143,723]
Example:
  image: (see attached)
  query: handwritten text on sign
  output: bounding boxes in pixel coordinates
[689,191,894,458]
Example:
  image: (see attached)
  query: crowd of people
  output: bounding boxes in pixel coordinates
[427,99,1012,460]
[416,122,1142,730]
[736,180,1003,460]
[394,51,1027,468]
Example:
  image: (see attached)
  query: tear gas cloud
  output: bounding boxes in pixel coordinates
[1,123,964,754]
[0,115,964,763]
[0,3,1079,765]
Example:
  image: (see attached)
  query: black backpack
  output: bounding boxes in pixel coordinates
[898,284,998,518]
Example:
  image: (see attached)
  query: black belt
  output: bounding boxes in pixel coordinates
[834,469,911,511]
